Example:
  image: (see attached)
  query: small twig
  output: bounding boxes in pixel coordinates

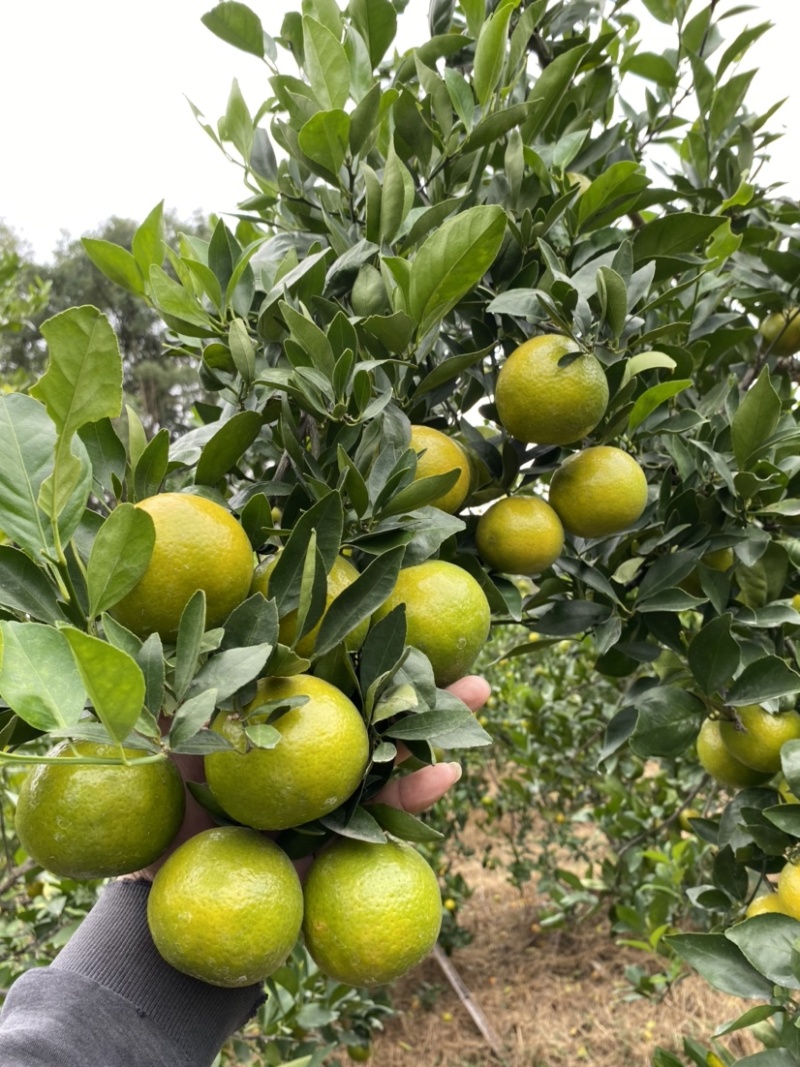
[0,858,36,896]
[616,776,708,858]
[432,943,505,1060]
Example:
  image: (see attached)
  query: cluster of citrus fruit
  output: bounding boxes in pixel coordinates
[408,334,647,583]
[695,705,800,919]
[15,492,457,988]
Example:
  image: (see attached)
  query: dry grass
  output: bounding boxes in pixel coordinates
[372,826,761,1067]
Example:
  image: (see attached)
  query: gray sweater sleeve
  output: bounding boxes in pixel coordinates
[0,880,264,1067]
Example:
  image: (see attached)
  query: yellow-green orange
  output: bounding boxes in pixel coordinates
[719,705,800,774]
[15,741,185,880]
[777,861,800,919]
[680,547,735,596]
[147,827,303,987]
[252,554,368,657]
[302,837,442,986]
[495,335,609,445]
[205,674,369,831]
[372,561,490,686]
[760,308,800,357]
[696,719,772,790]
[549,446,648,538]
[112,493,253,641]
[409,425,471,514]
[745,893,786,918]
[476,496,564,575]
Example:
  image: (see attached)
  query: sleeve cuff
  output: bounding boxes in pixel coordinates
[52,880,264,1066]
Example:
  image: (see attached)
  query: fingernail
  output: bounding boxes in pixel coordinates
[448,762,463,783]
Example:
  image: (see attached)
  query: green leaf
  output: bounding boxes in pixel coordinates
[298,109,350,178]
[149,266,218,336]
[629,380,691,433]
[131,201,166,277]
[314,545,405,658]
[713,1004,783,1038]
[386,696,491,748]
[369,803,444,841]
[0,622,86,732]
[473,0,518,107]
[195,411,263,486]
[137,632,165,717]
[687,614,740,695]
[169,688,219,749]
[630,687,704,758]
[576,162,649,231]
[0,393,92,560]
[174,590,207,701]
[133,428,170,502]
[0,547,65,623]
[732,367,782,470]
[348,0,397,68]
[359,604,407,705]
[381,144,416,245]
[86,504,156,619]
[78,418,127,496]
[186,643,272,703]
[667,933,775,999]
[633,214,722,262]
[201,1,265,57]
[408,206,506,337]
[727,656,800,706]
[726,914,800,990]
[269,493,344,615]
[520,44,590,141]
[81,239,144,295]
[320,804,386,843]
[302,16,350,111]
[32,307,123,523]
[61,626,145,743]
[221,594,279,652]
[228,318,256,385]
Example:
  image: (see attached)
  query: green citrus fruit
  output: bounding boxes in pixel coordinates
[205,674,369,831]
[252,554,369,657]
[777,861,800,919]
[409,425,471,514]
[695,718,773,789]
[549,446,648,538]
[745,892,786,918]
[476,496,564,575]
[348,1045,373,1062]
[760,308,800,356]
[147,826,303,987]
[566,171,592,195]
[112,493,254,641]
[719,705,800,774]
[302,837,442,986]
[372,560,491,686]
[15,741,185,880]
[679,547,735,596]
[495,335,609,445]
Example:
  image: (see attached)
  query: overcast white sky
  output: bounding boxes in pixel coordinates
[1,1,797,262]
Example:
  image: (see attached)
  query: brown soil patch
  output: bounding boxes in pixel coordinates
[372,827,761,1066]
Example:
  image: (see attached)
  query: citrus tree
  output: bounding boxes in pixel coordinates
[3,0,800,1062]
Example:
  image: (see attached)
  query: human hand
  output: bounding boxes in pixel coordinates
[124,674,490,881]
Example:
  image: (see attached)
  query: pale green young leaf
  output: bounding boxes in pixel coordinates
[0,622,86,732]
[61,627,146,744]
[201,1,265,58]
[86,504,156,620]
[298,109,350,178]
[302,16,350,111]
[81,240,145,296]
[131,201,166,277]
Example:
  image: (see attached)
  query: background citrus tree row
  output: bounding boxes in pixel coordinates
[3,0,800,1062]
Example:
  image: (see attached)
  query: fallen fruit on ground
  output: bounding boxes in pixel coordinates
[719,705,800,774]
[148,826,303,987]
[475,495,564,575]
[111,493,254,641]
[409,424,471,514]
[494,334,609,445]
[15,742,185,880]
[205,674,369,830]
[695,718,773,789]
[549,445,648,538]
[302,837,442,986]
[252,553,369,656]
[372,560,491,686]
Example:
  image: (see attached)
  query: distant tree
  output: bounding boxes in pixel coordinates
[0,210,210,435]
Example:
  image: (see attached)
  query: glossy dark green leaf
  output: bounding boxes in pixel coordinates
[136,632,165,717]
[0,547,65,623]
[687,614,740,695]
[633,214,722,262]
[630,687,704,758]
[667,933,774,999]
[727,656,800,706]
[195,411,263,485]
[732,367,782,470]
[314,545,405,657]
[173,590,207,701]
[726,914,800,990]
